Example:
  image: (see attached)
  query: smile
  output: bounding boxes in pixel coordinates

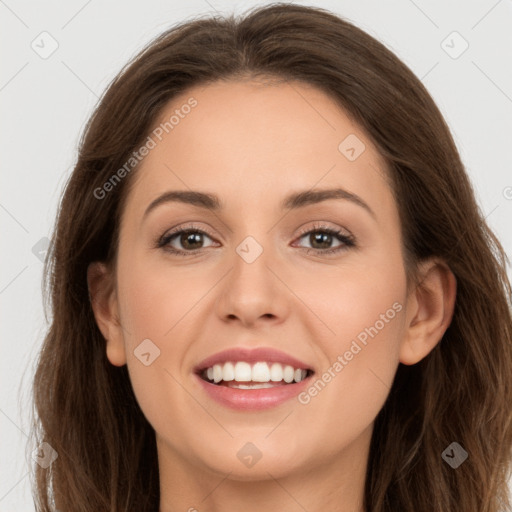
[200,361,312,388]
[193,346,315,410]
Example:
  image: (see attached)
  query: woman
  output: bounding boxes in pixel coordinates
[30,3,512,511]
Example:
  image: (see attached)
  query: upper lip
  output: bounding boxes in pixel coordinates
[194,347,314,373]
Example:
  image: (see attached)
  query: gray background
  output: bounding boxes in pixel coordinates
[1,0,511,509]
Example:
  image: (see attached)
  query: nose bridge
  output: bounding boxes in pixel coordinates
[230,232,274,298]
[226,204,276,269]
[235,234,266,266]
[214,230,288,326]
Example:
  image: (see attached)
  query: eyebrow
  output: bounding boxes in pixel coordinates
[143,187,376,220]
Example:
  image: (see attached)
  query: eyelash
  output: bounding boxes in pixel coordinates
[157,222,356,257]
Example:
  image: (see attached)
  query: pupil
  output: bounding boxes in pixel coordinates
[182,232,202,249]
[311,232,331,249]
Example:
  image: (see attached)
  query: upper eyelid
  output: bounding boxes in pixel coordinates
[161,222,353,246]
[163,221,349,237]
[163,223,217,241]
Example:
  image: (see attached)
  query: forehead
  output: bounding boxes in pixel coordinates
[124,79,394,221]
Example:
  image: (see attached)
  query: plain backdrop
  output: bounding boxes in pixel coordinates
[1,0,511,509]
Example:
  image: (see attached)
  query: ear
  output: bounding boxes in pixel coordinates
[399,258,457,365]
[87,261,127,366]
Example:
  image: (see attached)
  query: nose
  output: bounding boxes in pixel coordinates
[214,239,289,328]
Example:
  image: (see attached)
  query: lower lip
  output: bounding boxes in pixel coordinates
[194,374,312,410]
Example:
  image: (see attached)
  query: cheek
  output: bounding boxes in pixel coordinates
[294,261,406,449]
[114,260,205,442]
[116,250,208,344]
[113,249,201,416]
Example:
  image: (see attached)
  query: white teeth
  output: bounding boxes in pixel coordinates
[294,369,307,383]
[201,361,310,385]
[283,365,295,383]
[269,363,283,382]
[252,362,270,382]
[222,362,235,381]
[234,361,252,382]
[213,364,223,383]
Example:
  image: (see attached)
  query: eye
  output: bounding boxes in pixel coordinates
[156,222,356,257]
[157,223,218,256]
[293,222,356,255]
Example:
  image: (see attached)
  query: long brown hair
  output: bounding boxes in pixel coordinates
[29,3,512,510]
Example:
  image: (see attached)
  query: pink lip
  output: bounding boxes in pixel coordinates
[193,347,314,411]
[194,373,313,410]
[194,346,313,372]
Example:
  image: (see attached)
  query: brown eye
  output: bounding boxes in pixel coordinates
[295,227,355,255]
[158,227,217,256]
[176,231,206,250]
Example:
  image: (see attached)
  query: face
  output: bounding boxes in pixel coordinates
[97,78,414,481]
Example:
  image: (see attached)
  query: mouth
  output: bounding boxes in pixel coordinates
[193,347,316,410]
[196,361,315,389]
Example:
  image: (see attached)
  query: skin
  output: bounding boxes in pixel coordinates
[88,78,456,512]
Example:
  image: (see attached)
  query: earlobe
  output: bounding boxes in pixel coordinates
[399,259,457,366]
[87,261,127,367]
